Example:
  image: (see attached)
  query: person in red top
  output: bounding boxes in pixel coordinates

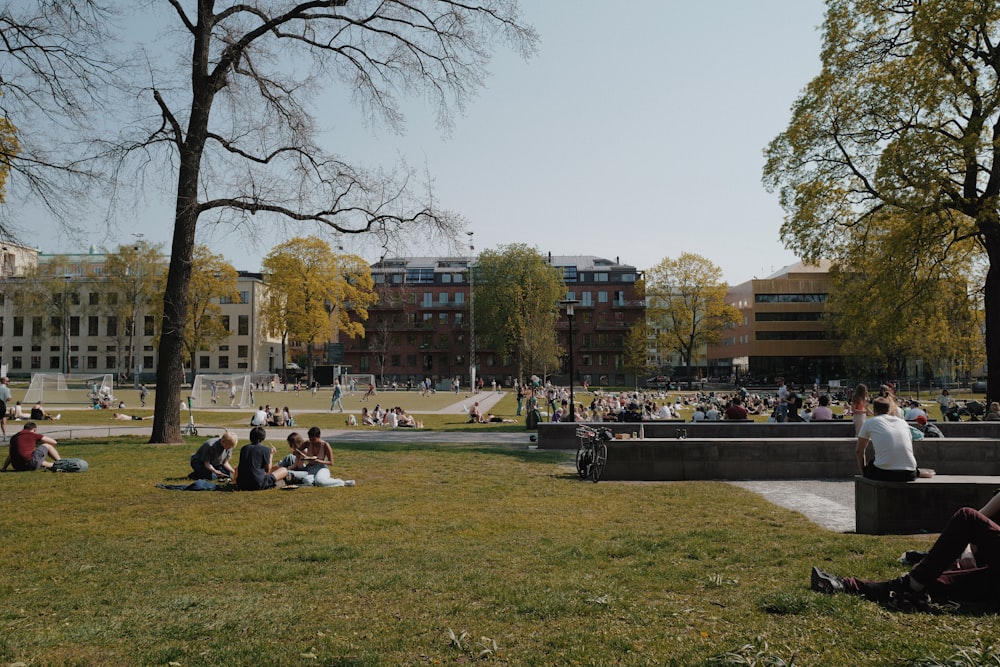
[724,396,749,420]
[2,422,62,471]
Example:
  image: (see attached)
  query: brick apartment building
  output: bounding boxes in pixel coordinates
[341,254,645,389]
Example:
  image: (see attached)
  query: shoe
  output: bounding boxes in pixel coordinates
[899,550,928,565]
[811,566,844,594]
[345,480,356,487]
[55,414,61,420]
[887,577,931,612]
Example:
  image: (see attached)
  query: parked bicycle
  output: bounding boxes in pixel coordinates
[575,424,612,482]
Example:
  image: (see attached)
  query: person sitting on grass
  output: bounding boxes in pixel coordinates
[468,401,486,423]
[283,427,354,487]
[2,422,62,472]
[812,493,1000,610]
[30,402,59,421]
[189,431,238,480]
[111,412,149,421]
[234,426,288,491]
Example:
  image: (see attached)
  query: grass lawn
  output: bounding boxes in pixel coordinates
[2,436,999,666]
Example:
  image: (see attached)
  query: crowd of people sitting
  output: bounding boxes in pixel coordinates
[355,404,422,428]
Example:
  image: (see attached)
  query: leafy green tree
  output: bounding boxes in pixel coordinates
[262,237,376,384]
[646,253,740,388]
[825,214,984,384]
[762,1,1000,398]
[623,320,652,391]
[473,244,565,382]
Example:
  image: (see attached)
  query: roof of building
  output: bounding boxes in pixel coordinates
[762,259,832,280]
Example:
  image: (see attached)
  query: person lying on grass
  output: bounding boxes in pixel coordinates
[2,422,62,472]
[812,492,1000,610]
[111,412,149,421]
[234,426,288,491]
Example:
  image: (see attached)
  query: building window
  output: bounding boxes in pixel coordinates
[144,355,153,368]
[598,353,609,366]
[422,292,433,307]
[89,292,99,305]
[439,292,449,304]
[360,356,370,372]
[47,356,56,369]
[12,317,23,337]
[87,356,97,369]
[144,315,155,336]
[581,291,593,306]
[439,313,448,325]
[238,345,248,358]
[595,272,609,282]
[89,316,99,336]
[70,316,80,337]
[391,354,401,367]
[106,356,116,369]
[598,291,608,303]
[613,291,625,307]
[583,333,592,347]
[407,354,417,367]
[30,356,40,369]
[219,356,229,369]
[754,293,827,303]
[454,312,464,327]
[32,316,43,336]
[221,315,230,332]
[422,333,433,347]
[239,291,249,304]
[582,312,592,325]
[406,267,435,284]
[12,356,22,369]
[107,316,118,336]
[200,355,210,369]
[581,354,592,366]
[454,292,464,305]
[238,315,249,335]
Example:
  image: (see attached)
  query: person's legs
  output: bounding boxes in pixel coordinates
[311,466,345,487]
[911,508,1000,589]
[189,459,215,480]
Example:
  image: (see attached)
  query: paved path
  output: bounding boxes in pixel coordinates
[729,480,855,533]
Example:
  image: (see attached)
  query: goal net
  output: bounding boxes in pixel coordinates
[24,373,115,406]
[342,374,376,392]
[190,374,253,409]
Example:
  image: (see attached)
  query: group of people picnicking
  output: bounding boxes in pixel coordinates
[188,425,354,490]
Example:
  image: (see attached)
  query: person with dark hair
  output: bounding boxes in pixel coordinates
[2,422,62,471]
[234,426,288,491]
[813,494,1000,610]
[296,426,354,487]
[811,394,834,421]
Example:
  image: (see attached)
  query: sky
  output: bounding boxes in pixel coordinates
[28,0,828,285]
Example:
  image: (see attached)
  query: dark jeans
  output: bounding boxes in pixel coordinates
[911,507,1000,599]
[863,463,917,482]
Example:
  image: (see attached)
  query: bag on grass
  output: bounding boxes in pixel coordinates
[51,458,88,473]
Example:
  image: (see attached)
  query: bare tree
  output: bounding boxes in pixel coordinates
[116,2,537,442]
[0,1,120,238]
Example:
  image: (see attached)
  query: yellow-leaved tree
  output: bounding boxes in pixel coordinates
[646,253,740,389]
[262,237,376,384]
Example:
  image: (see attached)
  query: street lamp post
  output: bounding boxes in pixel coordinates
[561,298,579,422]
[467,231,476,391]
[131,234,144,389]
[63,276,73,373]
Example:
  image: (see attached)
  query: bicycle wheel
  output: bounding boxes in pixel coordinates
[589,442,607,483]
[575,445,591,479]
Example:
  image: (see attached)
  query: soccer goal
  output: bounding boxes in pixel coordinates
[190,374,253,409]
[343,373,376,393]
[24,373,115,406]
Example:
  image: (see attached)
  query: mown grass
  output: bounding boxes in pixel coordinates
[2,436,999,666]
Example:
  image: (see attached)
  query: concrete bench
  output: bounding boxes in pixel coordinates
[855,475,1000,535]
[593,437,1000,481]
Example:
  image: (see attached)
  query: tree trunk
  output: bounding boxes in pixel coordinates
[984,235,1000,404]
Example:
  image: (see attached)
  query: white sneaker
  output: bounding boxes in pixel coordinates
[345,480,356,487]
[55,414,61,420]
